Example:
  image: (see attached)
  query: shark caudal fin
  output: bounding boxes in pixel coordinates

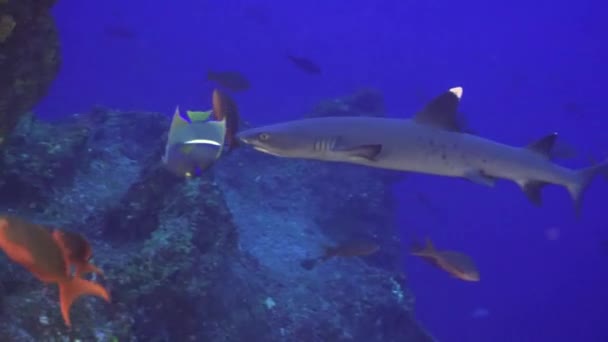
[566,159,608,216]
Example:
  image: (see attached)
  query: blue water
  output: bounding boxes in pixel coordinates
[39,1,608,341]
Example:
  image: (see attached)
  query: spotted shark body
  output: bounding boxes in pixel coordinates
[237,87,607,214]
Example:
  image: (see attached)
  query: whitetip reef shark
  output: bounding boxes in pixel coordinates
[236,86,607,214]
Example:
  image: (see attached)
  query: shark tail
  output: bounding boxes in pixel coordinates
[566,159,608,215]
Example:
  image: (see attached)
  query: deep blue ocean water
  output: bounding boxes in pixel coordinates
[37,1,607,341]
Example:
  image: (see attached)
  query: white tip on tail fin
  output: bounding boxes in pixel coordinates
[567,159,608,216]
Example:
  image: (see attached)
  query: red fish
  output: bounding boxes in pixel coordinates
[52,229,104,278]
[411,238,480,282]
[300,240,379,270]
[212,89,241,151]
[0,216,110,327]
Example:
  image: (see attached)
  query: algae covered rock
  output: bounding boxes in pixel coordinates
[0,0,61,143]
[0,91,434,341]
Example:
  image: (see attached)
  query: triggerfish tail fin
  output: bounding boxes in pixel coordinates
[567,158,608,216]
[212,89,241,151]
[59,277,110,327]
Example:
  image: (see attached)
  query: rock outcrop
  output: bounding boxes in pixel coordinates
[0,0,61,143]
[0,91,434,341]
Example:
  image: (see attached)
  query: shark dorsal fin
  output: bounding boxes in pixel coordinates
[527,133,558,158]
[414,87,466,132]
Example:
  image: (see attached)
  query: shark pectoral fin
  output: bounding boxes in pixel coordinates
[526,133,558,158]
[519,180,548,206]
[333,143,382,161]
[464,170,496,187]
[414,87,467,132]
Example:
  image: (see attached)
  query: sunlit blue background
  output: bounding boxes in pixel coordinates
[39,0,607,341]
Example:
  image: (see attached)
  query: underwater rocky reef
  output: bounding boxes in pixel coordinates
[0,0,61,143]
[0,90,435,341]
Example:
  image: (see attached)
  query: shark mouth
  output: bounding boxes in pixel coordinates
[253,146,283,157]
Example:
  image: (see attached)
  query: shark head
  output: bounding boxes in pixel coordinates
[236,121,320,158]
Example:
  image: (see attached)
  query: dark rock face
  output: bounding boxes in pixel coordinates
[0,91,434,341]
[0,0,61,143]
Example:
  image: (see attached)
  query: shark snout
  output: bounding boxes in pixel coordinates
[235,131,251,144]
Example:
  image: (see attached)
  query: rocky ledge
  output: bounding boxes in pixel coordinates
[0,90,434,341]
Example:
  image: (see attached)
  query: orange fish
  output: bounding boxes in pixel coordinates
[0,216,110,327]
[212,89,241,151]
[300,240,380,270]
[411,238,480,282]
[52,229,104,278]
[207,70,250,92]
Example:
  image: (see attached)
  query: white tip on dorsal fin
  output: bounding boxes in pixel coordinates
[449,86,463,99]
[413,86,467,132]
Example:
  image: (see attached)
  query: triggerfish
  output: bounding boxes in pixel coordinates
[0,215,110,327]
[162,89,241,178]
[410,238,480,282]
[300,240,379,270]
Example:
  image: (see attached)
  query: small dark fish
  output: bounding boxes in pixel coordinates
[207,71,250,92]
[300,240,379,270]
[103,25,136,40]
[411,238,479,282]
[286,54,321,74]
[563,102,583,117]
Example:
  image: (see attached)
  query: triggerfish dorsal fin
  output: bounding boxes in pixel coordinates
[414,86,466,132]
[212,89,241,151]
[526,132,558,159]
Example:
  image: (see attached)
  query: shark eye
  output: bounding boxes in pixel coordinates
[258,133,270,141]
